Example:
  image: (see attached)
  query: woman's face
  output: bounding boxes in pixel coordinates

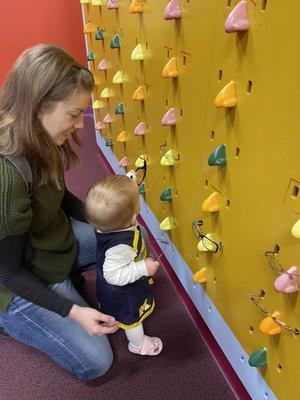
[38,90,91,146]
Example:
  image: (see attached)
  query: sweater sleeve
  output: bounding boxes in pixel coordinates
[0,234,73,316]
[61,188,87,223]
[103,244,148,286]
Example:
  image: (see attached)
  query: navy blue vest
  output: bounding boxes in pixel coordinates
[95,227,154,329]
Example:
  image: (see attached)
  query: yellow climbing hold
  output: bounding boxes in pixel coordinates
[92,0,107,5]
[131,44,146,61]
[159,217,176,231]
[214,81,237,108]
[160,149,179,166]
[135,155,148,168]
[100,88,114,98]
[112,70,129,84]
[197,234,216,252]
[291,219,300,238]
[92,100,105,109]
[162,57,179,78]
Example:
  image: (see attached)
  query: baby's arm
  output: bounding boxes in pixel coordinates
[103,244,148,286]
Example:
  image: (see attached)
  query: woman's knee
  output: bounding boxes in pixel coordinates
[73,340,114,381]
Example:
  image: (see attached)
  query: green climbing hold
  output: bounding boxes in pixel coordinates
[138,183,146,194]
[160,187,172,201]
[248,348,267,368]
[115,103,124,114]
[87,51,95,61]
[208,144,227,166]
[110,34,121,49]
[105,137,113,146]
[95,27,105,40]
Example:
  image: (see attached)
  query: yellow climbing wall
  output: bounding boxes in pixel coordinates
[81,1,300,398]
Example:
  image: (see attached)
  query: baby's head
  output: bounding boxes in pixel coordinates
[85,174,140,232]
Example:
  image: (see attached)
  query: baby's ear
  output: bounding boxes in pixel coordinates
[131,213,137,225]
[126,170,137,181]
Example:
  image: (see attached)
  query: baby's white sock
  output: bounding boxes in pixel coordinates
[125,324,145,349]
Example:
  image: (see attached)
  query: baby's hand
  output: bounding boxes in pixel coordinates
[145,258,160,276]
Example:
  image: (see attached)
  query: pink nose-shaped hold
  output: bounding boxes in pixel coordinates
[161,108,176,126]
[103,113,113,124]
[273,266,299,294]
[98,59,110,71]
[107,0,119,9]
[224,1,249,33]
[163,0,182,20]
[134,122,147,136]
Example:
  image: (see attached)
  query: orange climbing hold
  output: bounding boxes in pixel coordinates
[193,268,207,284]
[214,81,237,108]
[132,85,147,101]
[83,23,97,34]
[201,192,220,213]
[259,312,282,336]
[130,0,144,13]
[117,131,130,142]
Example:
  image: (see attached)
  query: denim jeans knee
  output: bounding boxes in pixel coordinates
[74,336,114,380]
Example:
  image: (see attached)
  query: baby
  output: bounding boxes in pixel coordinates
[85,174,163,356]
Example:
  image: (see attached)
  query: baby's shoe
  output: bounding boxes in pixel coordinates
[128,335,163,356]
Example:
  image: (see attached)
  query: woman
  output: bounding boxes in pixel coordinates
[0,44,118,380]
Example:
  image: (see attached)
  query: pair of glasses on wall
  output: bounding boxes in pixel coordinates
[264,251,300,278]
[127,157,147,186]
[192,220,222,253]
[249,290,299,335]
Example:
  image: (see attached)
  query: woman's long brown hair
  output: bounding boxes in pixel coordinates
[0,44,94,186]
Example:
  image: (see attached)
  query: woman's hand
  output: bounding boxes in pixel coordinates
[69,304,119,335]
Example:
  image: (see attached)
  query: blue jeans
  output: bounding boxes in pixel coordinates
[0,219,113,380]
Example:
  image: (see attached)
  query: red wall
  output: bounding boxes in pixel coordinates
[0,0,86,83]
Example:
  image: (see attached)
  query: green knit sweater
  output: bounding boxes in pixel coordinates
[0,157,77,310]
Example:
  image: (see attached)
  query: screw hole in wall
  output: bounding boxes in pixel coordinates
[291,186,299,199]
[261,0,268,11]
[247,80,253,94]
[277,364,283,374]
[218,69,223,82]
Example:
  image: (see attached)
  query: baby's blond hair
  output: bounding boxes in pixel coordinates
[85,174,139,231]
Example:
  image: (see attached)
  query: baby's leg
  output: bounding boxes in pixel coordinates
[125,324,163,356]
